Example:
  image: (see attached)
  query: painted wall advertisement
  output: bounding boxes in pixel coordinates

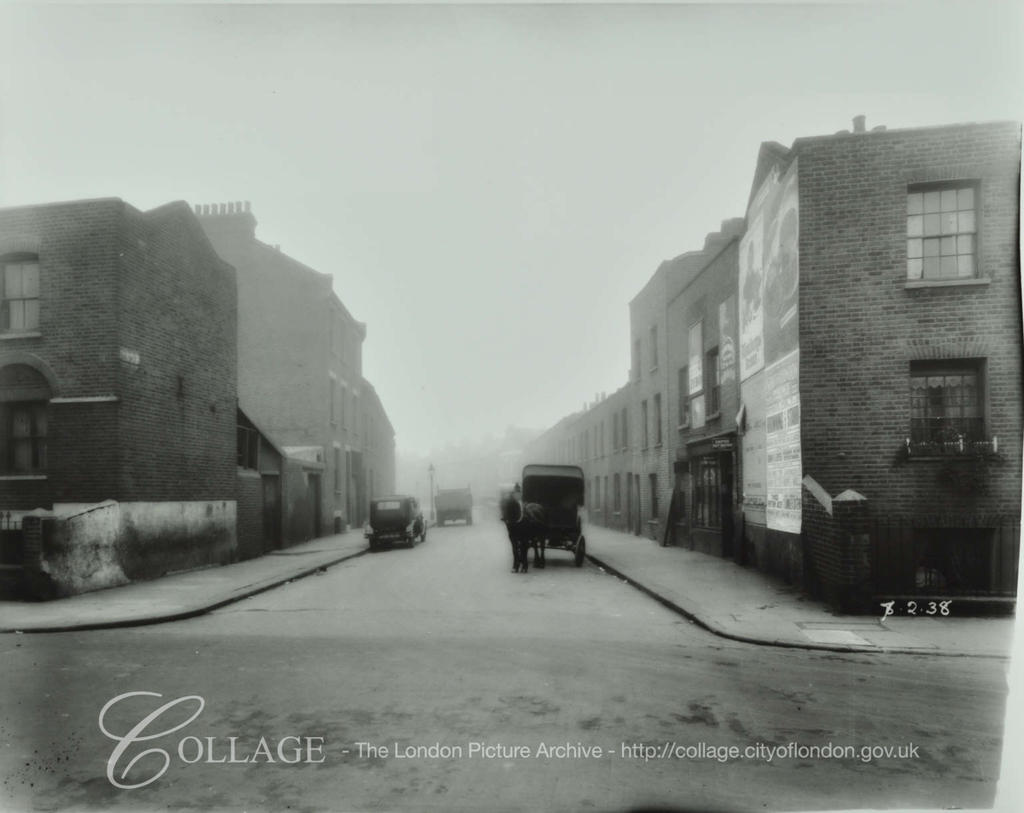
[739,158,801,532]
[719,295,736,386]
[765,350,801,533]
[739,211,765,380]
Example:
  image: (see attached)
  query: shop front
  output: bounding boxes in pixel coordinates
[686,434,738,558]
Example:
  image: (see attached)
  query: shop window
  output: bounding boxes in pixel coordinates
[692,455,722,529]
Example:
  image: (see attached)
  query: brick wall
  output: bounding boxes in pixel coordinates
[0,199,237,510]
[0,199,123,511]
[667,236,743,554]
[197,204,395,534]
[796,121,1022,522]
[628,269,677,539]
[117,202,237,502]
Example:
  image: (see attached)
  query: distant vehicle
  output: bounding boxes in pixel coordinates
[521,464,586,567]
[365,496,426,550]
[435,487,473,526]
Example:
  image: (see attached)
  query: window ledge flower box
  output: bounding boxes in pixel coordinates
[899,435,1000,461]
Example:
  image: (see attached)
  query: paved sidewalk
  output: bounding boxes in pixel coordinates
[0,534,367,633]
[0,523,1016,659]
[583,524,1016,659]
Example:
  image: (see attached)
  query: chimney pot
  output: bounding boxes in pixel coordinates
[853,114,866,133]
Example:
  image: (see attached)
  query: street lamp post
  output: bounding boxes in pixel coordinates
[428,464,436,524]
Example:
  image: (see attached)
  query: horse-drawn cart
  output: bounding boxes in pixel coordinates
[521,464,586,567]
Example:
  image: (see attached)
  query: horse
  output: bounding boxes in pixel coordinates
[499,493,547,573]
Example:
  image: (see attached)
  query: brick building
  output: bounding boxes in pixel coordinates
[0,198,239,597]
[527,117,1021,609]
[667,220,745,556]
[747,118,1022,608]
[196,202,395,537]
[523,225,743,542]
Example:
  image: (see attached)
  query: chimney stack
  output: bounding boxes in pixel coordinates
[194,200,258,248]
[853,114,866,133]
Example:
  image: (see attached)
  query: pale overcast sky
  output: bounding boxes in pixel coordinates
[1,2,1021,455]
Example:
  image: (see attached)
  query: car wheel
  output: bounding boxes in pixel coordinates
[574,536,586,567]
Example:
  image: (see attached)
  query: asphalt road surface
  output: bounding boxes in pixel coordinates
[0,518,1012,812]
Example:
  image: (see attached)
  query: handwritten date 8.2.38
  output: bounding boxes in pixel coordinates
[880,600,952,619]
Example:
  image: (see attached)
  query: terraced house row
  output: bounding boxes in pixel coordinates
[524,117,1022,610]
[0,198,395,599]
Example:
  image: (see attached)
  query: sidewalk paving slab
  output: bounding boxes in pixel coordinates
[583,524,1015,659]
[0,534,367,634]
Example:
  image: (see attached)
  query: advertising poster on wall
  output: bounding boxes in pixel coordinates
[740,372,766,526]
[738,210,765,380]
[765,349,801,533]
[740,159,800,377]
[764,162,800,365]
[719,295,737,386]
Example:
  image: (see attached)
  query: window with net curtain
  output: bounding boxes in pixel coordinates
[910,360,983,443]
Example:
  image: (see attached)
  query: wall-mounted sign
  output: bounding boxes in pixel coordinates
[719,295,737,386]
[688,321,703,395]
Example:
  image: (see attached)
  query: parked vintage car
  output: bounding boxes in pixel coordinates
[365,495,426,550]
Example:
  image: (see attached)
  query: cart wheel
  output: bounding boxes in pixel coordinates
[574,536,586,567]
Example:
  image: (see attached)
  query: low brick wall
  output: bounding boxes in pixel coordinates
[801,477,872,612]
[22,500,237,599]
